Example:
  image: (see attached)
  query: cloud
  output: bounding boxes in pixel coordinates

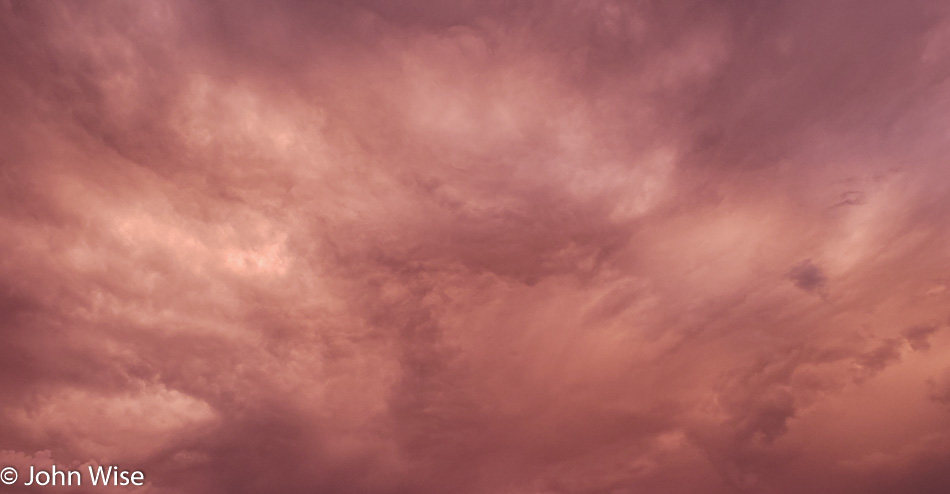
[787,259,827,294]
[2,1,950,493]
[903,324,939,352]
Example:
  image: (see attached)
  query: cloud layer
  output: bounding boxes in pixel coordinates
[2,1,950,492]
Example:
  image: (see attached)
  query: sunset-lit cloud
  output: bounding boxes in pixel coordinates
[2,1,950,493]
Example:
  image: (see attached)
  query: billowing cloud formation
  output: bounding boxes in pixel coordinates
[2,1,950,493]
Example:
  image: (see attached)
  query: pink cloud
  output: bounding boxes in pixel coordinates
[2,1,950,493]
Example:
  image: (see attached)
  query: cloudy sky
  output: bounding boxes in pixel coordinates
[2,1,950,493]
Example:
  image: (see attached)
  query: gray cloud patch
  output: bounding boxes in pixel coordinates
[787,259,827,294]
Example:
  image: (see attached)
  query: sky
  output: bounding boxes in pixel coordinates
[1,1,950,493]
